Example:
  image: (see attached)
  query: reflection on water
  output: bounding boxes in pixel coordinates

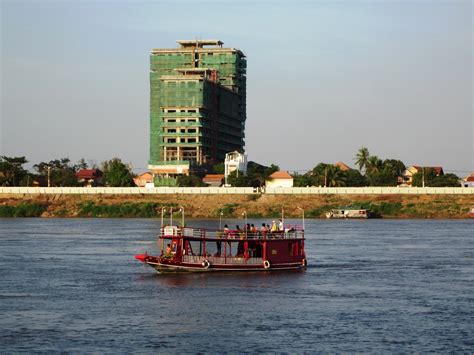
[0,218,473,352]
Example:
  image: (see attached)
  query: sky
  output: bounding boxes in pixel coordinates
[1,0,472,175]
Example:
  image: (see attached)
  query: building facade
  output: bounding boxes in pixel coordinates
[149,40,246,178]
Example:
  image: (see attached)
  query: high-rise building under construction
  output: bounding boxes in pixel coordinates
[148,40,246,179]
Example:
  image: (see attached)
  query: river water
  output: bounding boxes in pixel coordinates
[0,218,473,353]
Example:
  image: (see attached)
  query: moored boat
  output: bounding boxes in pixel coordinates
[135,224,306,273]
[469,207,474,218]
[326,208,370,219]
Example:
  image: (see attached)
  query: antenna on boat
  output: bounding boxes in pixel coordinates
[282,207,284,230]
[297,207,305,231]
[178,206,185,227]
[219,210,223,230]
[161,207,166,228]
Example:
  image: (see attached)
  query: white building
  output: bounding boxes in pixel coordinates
[224,151,247,186]
[265,171,294,188]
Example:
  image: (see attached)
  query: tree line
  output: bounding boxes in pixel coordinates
[0,147,462,188]
[0,156,134,187]
[293,147,460,187]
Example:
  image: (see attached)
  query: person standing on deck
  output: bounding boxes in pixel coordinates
[271,220,278,232]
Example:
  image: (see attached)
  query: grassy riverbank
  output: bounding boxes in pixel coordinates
[1,193,473,218]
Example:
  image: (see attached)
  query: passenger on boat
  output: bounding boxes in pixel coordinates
[278,219,283,231]
[260,223,267,237]
[250,224,257,235]
[271,220,278,232]
[164,244,172,258]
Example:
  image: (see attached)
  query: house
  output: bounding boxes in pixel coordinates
[462,173,474,187]
[224,151,247,186]
[76,169,103,187]
[400,166,444,186]
[334,162,351,171]
[265,171,294,188]
[202,174,224,187]
[134,172,154,187]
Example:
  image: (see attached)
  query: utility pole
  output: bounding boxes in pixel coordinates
[324,166,328,188]
[47,166,51,187]
[422,167,425,188]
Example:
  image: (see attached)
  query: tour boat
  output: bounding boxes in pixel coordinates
[469,207,474,218]
[135,224,307,272]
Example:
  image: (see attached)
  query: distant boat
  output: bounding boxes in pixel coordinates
[469,207,474,218]
[326,208,371,219]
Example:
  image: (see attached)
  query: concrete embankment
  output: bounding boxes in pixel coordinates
[1,193,473,218]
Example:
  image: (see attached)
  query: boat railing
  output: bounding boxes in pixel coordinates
[160,225,304,240]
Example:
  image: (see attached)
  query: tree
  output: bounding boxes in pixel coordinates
[325,165,346,187]
[177,174,206,187]
[76,158,88,170]
[102,158,134,187]
[412,169,437,187]
[430,173,460,187]
[292,172,314,187]
[227,161,279,187]
[412,169,459,187]
[343,169,366,187]
[212,162,225,174]
[0,156,29,186]
[34,158,78,187]
[355,147,370,172]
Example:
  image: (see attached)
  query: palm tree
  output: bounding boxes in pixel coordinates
[326,165,346,187]
[355,147,370,173]
[366,155,383,174]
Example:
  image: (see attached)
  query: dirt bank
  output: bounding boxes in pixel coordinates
[1,193,473,218]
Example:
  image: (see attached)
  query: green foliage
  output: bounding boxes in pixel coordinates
[177,174,206,187]
[355,147,370,172]
[0,156,29,186]
[0,203,46,217]
[429,173,460,187]
[102,158,134,187]
[293,173,313,187]
[34,158,79,187]
[344,169,366,187]
[78,202,161,218]
[220,203,238,216]
[212,162,225,174]
[154,177,178,187]
[411,169,459,187]
[228,161,279,187]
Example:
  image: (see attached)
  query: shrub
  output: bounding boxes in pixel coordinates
[0,203,46,217]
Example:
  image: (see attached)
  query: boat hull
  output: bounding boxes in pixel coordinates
[147,261,306,273]
[137,255,307,273]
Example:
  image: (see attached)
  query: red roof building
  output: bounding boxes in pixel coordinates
[462,173,474,187]
[266,171,294,188]
[202,174,224,187]
[334,162,351,171]
[76,169,103,187]
[134,172,154,187]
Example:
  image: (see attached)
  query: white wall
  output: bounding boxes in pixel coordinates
[1,187,473,195]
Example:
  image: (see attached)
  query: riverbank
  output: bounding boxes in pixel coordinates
[1,193,473,218]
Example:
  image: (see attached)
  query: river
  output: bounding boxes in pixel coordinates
[0,218,473,352]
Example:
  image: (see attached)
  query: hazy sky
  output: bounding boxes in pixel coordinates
[1,0,472,174]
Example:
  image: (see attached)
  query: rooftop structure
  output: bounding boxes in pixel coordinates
[148,39,247,180]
